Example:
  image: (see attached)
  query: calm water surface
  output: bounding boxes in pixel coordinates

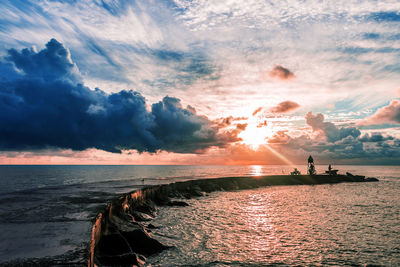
[0,165,399,265]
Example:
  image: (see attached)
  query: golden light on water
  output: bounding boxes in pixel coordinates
[251,165,263,176]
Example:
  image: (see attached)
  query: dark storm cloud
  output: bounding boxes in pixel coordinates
[6,39,81,84]
[270,101,300,113]
[150,96,240,153]
[0,39,239,153]
[359,133,394,142]
[269,65,295,80]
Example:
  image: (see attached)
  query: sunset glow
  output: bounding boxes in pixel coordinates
[239,120,273,149]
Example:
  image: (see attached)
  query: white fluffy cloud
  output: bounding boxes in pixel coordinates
[358,100,400,125]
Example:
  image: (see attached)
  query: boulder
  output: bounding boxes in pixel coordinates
[189,185,203,197]
[120,229,169,256]
[95,233,145,266]
[131,211,154,222]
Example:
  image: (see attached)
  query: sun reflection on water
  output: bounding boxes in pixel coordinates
[241,193,280,261]
[251,165,263,176]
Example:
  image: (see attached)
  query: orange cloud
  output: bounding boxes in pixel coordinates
[268,131,290,144]
[269,65,295,80]
[256,120,267,128]
[236,123,248,130]
[252,107,263,116]
[270,100,300,113]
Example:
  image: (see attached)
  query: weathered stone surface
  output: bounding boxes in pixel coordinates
[120,229,168,256]
[96,233,131,256]
[130,199,156,216]
[167,200,189,207]
[198,182,221,192]
[95,233,145,266]
[96,252,145,267]
[189,185,203,196]
[131,211,154,222]
[146,223,159,229]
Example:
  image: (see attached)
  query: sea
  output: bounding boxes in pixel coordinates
[0,165,399,266]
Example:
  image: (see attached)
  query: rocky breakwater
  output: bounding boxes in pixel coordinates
[88,174,378,267]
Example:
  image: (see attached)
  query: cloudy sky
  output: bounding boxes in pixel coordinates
[0,0,399,165]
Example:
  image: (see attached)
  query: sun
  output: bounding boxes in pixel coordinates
[239,121,272,149]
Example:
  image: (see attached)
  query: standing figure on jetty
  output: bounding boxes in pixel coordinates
[326,164,338,176]
[308,155,316,175]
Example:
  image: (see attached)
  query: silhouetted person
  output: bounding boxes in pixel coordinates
[291,168,301,175]
[308,155,316,175]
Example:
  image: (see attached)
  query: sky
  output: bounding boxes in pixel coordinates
[0,0,400,165]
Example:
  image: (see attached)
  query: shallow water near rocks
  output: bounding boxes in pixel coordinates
[149,178,400,266]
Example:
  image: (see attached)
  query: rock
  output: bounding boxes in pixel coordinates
[107,212,142,232]
[365,177,379,182]
[220,180,239,190]
[129,199,156,217]
[120,229,169,256]
[96,252,145,267]
[167,200,189,207]
[95,233,145,266]
[132,211,154,222]
[94,219,166,265]
[190,185,203,196]
[153,187,171,205]
[147,223,159,229]
[95,233,131,256]
[182,192,192,199]
[200,183,220,192]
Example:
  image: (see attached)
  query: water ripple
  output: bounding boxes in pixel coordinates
[149,181,400,266]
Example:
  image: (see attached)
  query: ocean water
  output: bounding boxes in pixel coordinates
[0,165,399,265]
